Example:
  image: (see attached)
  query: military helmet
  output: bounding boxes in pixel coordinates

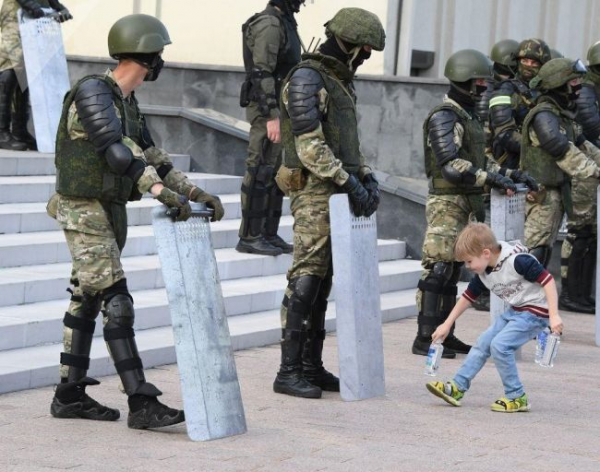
[587,41,600,67]
[529,58,587,91]
[516,38,551,64]
[324,8,386,51]
[490,39,519,67]
[444,49,493,82]
[108,14,171,58]
[550,48,564,59]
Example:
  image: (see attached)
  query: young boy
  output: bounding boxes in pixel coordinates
[426,223,563,412]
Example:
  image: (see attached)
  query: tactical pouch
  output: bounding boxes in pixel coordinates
[275,165,306,195]
[240,79,251,108]
[528,185,547,205]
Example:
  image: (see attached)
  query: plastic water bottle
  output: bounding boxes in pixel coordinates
[425,340,444,376]
[539,332,561,368]
[534,328,550,365]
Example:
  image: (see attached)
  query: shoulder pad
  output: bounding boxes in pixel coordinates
[287,67,325,135]
[532,110,569,158]
[428,109,459,166]
[74,78,122,153]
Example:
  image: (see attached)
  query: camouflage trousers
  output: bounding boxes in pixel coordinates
[416,193,482,310]
[524,188,564,249]
[49,194,126,378]
[0,0,26,88]
[281,173,336,326]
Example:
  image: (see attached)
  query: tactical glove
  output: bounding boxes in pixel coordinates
[342,174,373,217]
[485,172,517,193]
[508,169,539,192]
[190,187,224,222]
[155,188,192,222]
[53,8,73,22]
[362,173,380,204]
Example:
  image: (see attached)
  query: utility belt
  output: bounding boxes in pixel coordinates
[276,165,359,195]
[239,74,283,109]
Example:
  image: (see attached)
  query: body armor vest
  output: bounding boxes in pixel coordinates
[55,74,146,204]
[424,103,486,195]
[509,78,538,127]
[242,6,301,98]
[281,55,361,175]
[521,98,575,188]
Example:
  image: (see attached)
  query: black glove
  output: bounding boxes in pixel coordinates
[342,174,373,217]
[509,169,539,192]
[575,134,586,147]
[155,188,192,222]
[190,187,224,222]
[485,171,517,193]
[25,7,45,18]
[54,8,73,22]
[362,173,380,204]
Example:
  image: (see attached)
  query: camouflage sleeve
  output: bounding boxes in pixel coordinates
[294,123,350,186]
[247,15,284,120]
[485,153,502,174]
[144,146,198,197]
[358,152,372,180]
[442,121,488,187]
[579,140,600,166]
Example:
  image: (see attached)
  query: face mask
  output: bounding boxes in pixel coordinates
[568,82,582,101]
[351,48,371,71]
[474,84,489,97]
[144,57,164,82]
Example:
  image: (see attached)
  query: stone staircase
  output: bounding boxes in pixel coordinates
[0,150,422,395]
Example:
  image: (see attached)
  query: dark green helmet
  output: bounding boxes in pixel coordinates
[529,58,587,91]
[490,39,519,67]
[324,8,386,51]
[550,48,564,59]
[108,14,171,58]
[516,38,551,64]
[587,41,600,66]
[444,49,493,82]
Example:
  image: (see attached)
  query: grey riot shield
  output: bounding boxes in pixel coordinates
[490,186,527,320]
[18,9,70,153]
[596,186,600,347]
[329,194,385,401]
[152,203,247,441]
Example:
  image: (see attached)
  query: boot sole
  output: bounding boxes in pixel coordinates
[235,244,283,256]
[50,400,120,421]
[273,383,322,399]
[490,404,530,413]
[127,410,185,429]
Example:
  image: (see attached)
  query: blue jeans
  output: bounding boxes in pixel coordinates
[453,308,548,399]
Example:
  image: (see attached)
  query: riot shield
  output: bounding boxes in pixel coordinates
[329,194,385,401]
[18,8,70,153]
[152,203,247,441]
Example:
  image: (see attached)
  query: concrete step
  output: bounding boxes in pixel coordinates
[0,286,425,395]
[0,215,295,268]
[0,240,407,307]
[0,193,291,234]
[0,172,242,204]
[0,151,192,176]
[0,258,421,351]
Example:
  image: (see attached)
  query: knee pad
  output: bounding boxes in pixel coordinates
[103,280,134,328]
[288,275,322,312]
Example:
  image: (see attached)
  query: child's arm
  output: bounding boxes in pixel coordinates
[431,296,471,343]
[542,278,563,334]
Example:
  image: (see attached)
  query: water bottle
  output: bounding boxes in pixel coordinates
[534,328,549,365]
[425,340,444,376]
[538,332,561,368]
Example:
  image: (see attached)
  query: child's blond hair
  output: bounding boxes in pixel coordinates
[454,223,499,261]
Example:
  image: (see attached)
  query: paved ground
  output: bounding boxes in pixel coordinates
[1,308,599,472]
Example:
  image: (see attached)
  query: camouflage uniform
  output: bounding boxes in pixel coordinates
[237,2,302,255]
[273,7,384,398]
[489,39,551,170]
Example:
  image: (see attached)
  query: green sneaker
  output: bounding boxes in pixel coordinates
[426,380,464,407]
[491,393,530,413]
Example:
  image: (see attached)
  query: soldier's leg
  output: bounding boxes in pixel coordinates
[442,262,472,354]
[559,226,595,314]
[237,107,282,256]
[525,189,564,267]
[11,85,36,150]
[0,69,25,150]
[302,267,339,391]
[263,140,293,253]
[51,231,120,421]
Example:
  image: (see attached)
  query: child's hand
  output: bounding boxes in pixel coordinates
[431,323,451,344]
[549,315,563,335]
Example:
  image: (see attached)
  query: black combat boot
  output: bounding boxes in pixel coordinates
[127,392,185,430]
[237,166,282,256]
[11,87,37,150]
[0,70,26,151]
[51,377,120,421]
[412,285,456,358]
[580,235,596,308]
[302,275,339,391]
[559,233,595,314]
[263,184,293,253]
[470,288,490,312]
[273,276,322,398]
[440,278,471,354]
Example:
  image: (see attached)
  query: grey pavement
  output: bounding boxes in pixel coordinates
[0,308,599,472]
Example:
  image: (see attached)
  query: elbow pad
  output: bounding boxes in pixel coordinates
[532,111,570,158]
[441,164,477,186]
[576,85,600,142]
[496,129,521,154]
[74,79,122,154]
[287,68,324,135]
[428,110,459,166]
[105,142,133,175]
